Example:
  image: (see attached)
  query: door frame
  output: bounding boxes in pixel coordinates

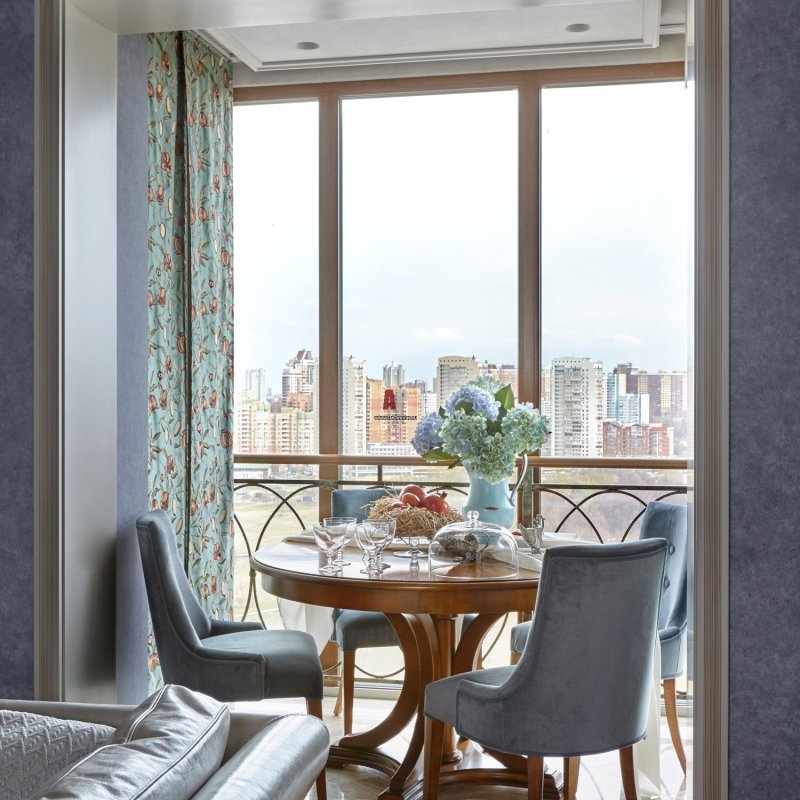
[33,1,730,796]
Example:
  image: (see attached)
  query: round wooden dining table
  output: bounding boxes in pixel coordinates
[252,541,563,800]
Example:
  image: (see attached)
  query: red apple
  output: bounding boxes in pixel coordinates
[400,492,421,507]
[389,501,407,510]
[400,484,426,501]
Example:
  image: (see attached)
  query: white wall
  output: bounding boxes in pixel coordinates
[63,0,118,702]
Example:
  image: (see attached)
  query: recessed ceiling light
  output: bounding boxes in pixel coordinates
[296,41,320,51]
[565,23,591,33]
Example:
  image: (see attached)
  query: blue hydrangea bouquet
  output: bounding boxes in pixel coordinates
[411,378,550,484]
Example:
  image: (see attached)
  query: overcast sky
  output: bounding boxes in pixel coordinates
[233,81,692,393]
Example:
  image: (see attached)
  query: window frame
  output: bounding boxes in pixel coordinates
[233,62,685,514]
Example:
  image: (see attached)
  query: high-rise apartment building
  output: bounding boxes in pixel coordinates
[342,356,366,454]
[382,361,405,387]
[602,420,674,457]
[366,379,421,447]
[282,349,317,407]
[549,357,604,457]
[245,367,270,402]
[436,355,480,407]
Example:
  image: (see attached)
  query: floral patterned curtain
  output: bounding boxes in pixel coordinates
[147,32,234,688]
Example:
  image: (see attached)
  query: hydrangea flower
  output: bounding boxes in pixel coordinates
[501,404,550,453]
[440,409,489,462]
[444,384,500,421]
[411,412,445,456]
[468,432,519,484]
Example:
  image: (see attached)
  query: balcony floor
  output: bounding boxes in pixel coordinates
[232,694,692,799]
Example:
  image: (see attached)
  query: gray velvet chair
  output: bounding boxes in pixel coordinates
[423,539,668,800]
[509,500,689,773]
[136,511,328,800]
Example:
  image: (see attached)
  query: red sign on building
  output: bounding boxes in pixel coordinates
[383,389,397,411]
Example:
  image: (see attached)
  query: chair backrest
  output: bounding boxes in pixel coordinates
[639,501,688,634]
[331,488,392,522]
[137,511,212,674]
[503,539,667,756]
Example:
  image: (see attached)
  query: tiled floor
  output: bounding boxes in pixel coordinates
[233,694,692,800]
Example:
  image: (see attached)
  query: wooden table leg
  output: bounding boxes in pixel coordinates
[432,614,461,764]
[340,613,422,751]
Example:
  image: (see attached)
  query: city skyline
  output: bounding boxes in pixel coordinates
[235,349,688,460]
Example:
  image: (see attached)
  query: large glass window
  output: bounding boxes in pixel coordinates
[340,91,518,461]
[541,82,692,460]
[232,101,319,622]
[233,101,319,460]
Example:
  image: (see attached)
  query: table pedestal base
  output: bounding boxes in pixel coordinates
[329,741,563,800]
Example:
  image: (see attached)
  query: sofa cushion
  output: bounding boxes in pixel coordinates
[0,710,114,800]
[42,685,229,800]
[192,714,329,800]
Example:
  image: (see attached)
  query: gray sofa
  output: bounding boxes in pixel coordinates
[0,686,329,800]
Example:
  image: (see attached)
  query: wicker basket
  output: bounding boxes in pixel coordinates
[367,495,464,540]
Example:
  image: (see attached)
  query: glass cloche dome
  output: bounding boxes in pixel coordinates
[429,510,519,580]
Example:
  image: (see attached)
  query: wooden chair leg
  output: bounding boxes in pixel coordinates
[343,649,355,736]
[619,745,638,800]
[663,677,687,773]
[562,756,580,800]
[424,716,445,800]
[332,677,344,717]
[307,698,323,720]
[527,755,544,800]
[306,699,328,800]
[510,650,521,666]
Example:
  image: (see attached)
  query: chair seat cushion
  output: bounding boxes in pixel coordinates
[510,619,532,655]
[41,685,229,800]
[425,666,515,729]
[201,629,323,700]
[333,611,399,652]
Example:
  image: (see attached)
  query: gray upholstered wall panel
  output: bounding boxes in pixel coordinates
[116,33,150,704]
[0,0,35,700]
[729,1,800,795]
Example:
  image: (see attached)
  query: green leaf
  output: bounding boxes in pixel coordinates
[494,384,515,410]
[438,406,447,418]
[486,418,502,435]
[422,446,459,463]
[455,400,473,415]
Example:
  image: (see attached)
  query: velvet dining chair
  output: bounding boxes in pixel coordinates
[423,539,668,800]
[508,500,689,773]
[136,510,328,799]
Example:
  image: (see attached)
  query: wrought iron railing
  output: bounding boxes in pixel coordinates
[233,454,690,685]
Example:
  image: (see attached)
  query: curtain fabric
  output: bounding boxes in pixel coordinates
[147,32,234,687]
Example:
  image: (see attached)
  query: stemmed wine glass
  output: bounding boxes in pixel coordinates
[370,518,396,572]
[324,516,356,567]
[354,521,393,576]
[312,523,347,575]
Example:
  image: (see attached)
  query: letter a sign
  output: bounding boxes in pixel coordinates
[383,389,397,411]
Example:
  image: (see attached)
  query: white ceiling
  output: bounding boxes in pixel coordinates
[71,0,686,73]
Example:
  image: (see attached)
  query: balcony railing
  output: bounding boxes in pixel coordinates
[233,454,690,683]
